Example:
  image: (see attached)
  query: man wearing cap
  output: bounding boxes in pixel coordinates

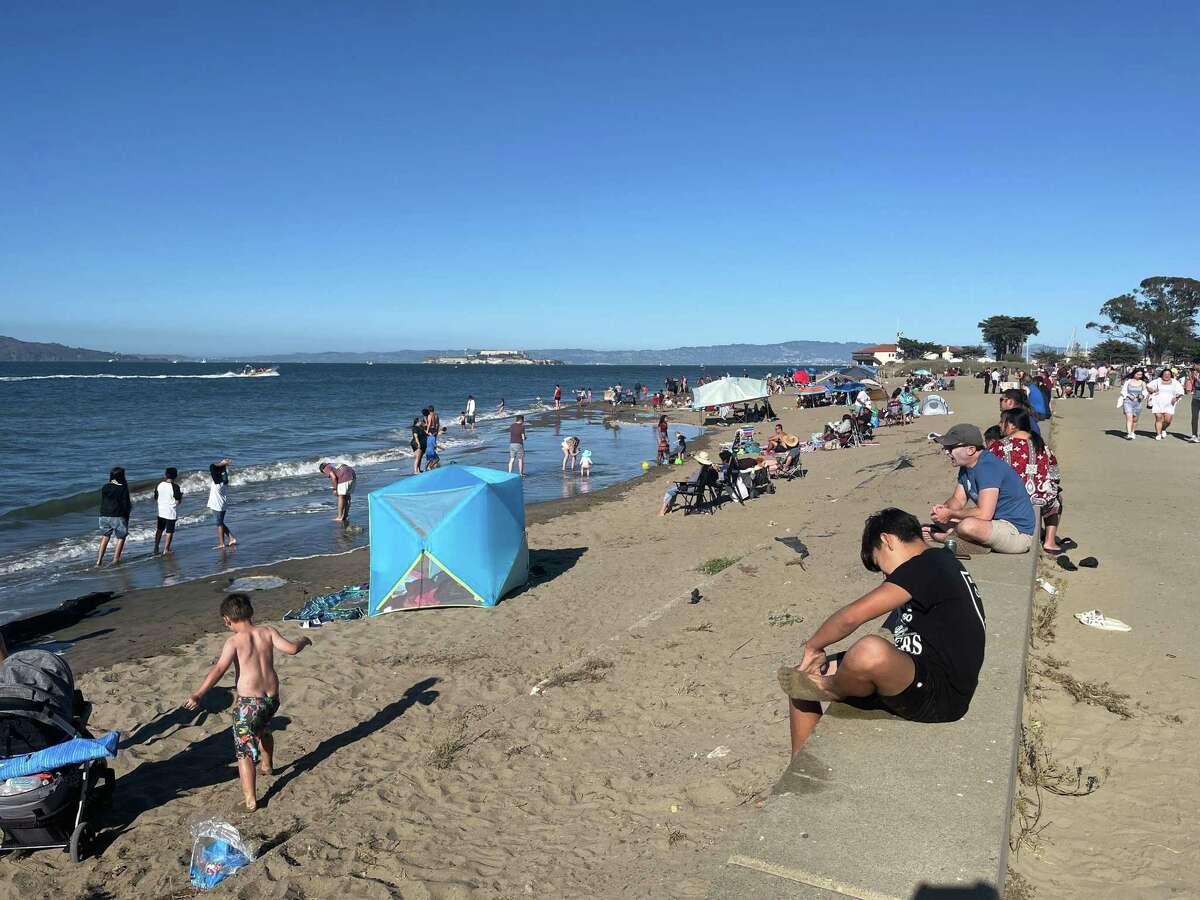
[659,451,719,516]
[930,424,1035,554]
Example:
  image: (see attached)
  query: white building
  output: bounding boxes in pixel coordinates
[851,343,903,366]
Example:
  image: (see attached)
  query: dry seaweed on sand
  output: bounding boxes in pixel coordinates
[1010,724,1106,855]
[1033,655,1133,718]
[767,611,805,627]
[539,657,615,690]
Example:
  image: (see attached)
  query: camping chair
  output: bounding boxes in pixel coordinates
[748,465,775,496]
[676,480,723,515]
[882,400,905,427]
[775,446,807,480]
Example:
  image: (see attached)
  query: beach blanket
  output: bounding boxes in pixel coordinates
[0,730,119,780]
[283,584,368,623]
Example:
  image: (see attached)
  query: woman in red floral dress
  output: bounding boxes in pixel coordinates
[988,407,1063,553]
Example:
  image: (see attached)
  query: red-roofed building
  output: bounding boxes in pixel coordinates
[852,343,902,366]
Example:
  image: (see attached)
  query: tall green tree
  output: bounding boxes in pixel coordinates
[1086,277,1200,362]
[1089,338,1143,366]
[897,337,942,359]
[958,345,986,358]
[978,316,1039,358]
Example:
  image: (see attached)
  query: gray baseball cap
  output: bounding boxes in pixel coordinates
[934,423,985,449]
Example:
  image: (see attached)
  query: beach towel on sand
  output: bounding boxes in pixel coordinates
[283,584,368,623]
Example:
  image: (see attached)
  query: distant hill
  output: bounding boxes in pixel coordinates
[1,334,873,366]
[0,335,129,362]
[258,340,870,366]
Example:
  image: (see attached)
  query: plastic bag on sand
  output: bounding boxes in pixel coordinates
[190,819,254,890]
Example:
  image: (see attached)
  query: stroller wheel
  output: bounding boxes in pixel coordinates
[69,821,90,864]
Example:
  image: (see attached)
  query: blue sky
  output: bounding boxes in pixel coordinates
[2,3,1197,356]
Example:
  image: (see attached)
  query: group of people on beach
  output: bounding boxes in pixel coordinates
[94,459,239,567]
[780,355,1200,754]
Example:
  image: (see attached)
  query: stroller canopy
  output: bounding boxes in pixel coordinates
[0,651,75,727]
[690,376,769,410]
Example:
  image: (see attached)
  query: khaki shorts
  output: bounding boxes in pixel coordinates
[986,519,1032,554]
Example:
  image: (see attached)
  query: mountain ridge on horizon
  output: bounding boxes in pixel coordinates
[1,335,875,365]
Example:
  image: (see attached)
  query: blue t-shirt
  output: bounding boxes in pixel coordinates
[958,451,1036,535]
[1026,384,1048,420]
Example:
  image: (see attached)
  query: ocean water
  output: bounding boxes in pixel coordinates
[0,361,781,625]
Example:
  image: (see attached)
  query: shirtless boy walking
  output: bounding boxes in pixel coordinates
[184,593,311,811]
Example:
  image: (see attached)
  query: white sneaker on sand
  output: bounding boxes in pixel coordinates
[1189,436,1200,444]
[1126,433,1135,440]
[1155,434,1164,441]
[1075,609,1131,632]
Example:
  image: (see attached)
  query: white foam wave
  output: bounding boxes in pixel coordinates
[0,511,211,577]
[0,371,274,382]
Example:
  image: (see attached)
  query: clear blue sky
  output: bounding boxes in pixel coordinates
[3,3,1197,356]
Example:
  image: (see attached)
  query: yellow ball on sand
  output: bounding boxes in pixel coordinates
[641,461,651,471]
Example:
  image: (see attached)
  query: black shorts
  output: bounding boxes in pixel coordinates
[834,651,970,723]
[156,516,177,534]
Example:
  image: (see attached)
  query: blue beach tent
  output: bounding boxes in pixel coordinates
[368,466,529,614]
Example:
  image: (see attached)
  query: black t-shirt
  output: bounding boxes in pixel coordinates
[883,549,986,701]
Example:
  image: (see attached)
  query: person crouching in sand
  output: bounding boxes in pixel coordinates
[778,508,985,755]
[184,593,311,811]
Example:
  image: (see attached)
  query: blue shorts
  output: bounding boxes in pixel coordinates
[210,508,227,526]
[98,516,128,539]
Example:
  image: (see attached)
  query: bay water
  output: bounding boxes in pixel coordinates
[0,362,783,625]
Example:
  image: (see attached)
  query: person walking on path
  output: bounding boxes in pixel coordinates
[153,467,183,555]
[207,458,237,549]
[1073,363,1089,398]
[983,367,992,394]
[989,368,1000,395]
[508,414,527,476]
[319,462,356,522]
[1147,367,1185,441]
[1189,363,1200,443]
[95,466,132,567]
[1118,367,1148,440]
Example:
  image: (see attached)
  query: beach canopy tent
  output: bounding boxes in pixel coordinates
[828,381,868,394]
[913,368,932,376]
[920,394,951,416]
[368,466,529,614]
[690,376,770,410]
[835,366,880,385]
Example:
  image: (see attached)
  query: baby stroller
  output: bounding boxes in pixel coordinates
[0,650,116,862]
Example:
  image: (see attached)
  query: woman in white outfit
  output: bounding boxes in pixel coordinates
[1147,368,1185,440]
[1118,367,1148,440]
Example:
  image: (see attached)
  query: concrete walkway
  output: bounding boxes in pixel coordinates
[709,389,1040,899]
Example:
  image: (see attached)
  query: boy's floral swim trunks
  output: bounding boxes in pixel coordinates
[232,695,279,761]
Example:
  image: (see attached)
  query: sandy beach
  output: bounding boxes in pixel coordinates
[2,385,1191,898]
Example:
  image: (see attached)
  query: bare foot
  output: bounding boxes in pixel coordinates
[213,544,227,550]
[227,539,238,547]
[777,665,838,702]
